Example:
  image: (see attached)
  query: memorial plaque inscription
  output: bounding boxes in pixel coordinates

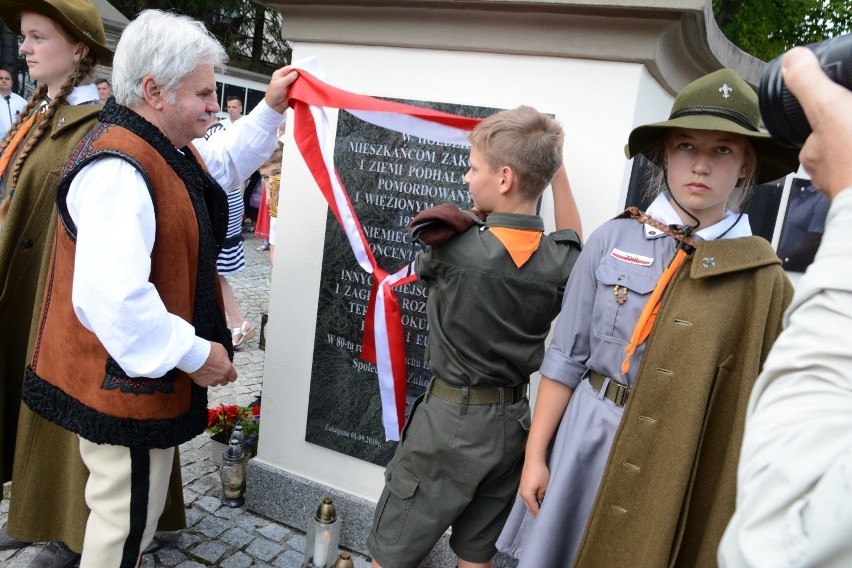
[305,99,499,465]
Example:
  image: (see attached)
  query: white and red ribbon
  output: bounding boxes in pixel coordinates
[288,61,482,440]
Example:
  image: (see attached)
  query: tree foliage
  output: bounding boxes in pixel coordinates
[714,0,852,61]
[110,0,291,74]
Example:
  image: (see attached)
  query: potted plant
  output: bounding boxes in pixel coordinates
[206,403,260,464]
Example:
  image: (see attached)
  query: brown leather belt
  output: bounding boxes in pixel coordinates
[588,371,630,407]
[428,379,528,405]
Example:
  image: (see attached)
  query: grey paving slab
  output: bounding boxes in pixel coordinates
[272,549,305,568]
[175,561,206,568]
[153,547,188,565]
[194,495,224,514]
[184,507,205,528]
[213,505,245,520]
[195,516,231,539]
[245,537,285,562]
[257,523,289,543]
[190,540,231,564]
[285,533,307,554]
[188,479,217,495]
[221,551,254,568]
[234,511,267,532]
[220,527,254,549]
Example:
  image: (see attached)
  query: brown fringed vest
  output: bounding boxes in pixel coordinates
[22,99,232,449]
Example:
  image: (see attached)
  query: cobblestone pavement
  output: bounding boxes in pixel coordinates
[1,229,372,568]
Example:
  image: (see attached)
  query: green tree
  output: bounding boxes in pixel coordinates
[110,0,291,73]
[714,0,852,61]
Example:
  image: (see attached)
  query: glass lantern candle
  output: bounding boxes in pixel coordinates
[304,496,341,567]
[219,437,248,507]
[332,551,355,568]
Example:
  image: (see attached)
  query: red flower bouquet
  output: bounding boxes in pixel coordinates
[206,403,261,456]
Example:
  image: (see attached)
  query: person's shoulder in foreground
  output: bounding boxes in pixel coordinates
[719,43,852,568]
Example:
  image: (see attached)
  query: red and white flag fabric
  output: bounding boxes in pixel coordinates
[287,59,482,440]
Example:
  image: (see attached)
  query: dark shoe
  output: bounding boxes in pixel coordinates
[28,542,81,568]
[0,525,30,550]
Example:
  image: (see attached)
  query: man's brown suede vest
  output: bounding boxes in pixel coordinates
[23,102,230,449]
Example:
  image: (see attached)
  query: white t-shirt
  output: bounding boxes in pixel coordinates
[0,92,28,138]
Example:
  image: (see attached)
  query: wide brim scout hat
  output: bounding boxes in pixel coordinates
[626,68,799,184]
[0,0,113,65]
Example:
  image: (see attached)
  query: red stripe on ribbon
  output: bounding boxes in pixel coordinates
[385,276,415,433]
[290,69,482,131]
[361,267,386,364]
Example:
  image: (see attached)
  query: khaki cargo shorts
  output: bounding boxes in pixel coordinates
[367,391,530,567]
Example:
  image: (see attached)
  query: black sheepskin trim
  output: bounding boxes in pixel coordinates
[23,366,208,449]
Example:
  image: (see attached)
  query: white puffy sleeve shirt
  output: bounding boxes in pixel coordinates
[719,187,852,567]
[66,100,283,378]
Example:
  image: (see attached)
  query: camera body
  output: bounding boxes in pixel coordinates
[759,33,852,148]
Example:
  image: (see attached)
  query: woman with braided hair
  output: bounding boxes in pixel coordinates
[0,0,106,493]
[497,69,801,567]
[0,0,185,562]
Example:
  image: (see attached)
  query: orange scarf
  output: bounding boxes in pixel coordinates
[620,247,689,375]
[489,226,544,268]
[0,113,37,178]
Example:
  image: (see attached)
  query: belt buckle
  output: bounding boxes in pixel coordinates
[612,382,628,407]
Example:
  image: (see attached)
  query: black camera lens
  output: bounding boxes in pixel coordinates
[759,33,852,148]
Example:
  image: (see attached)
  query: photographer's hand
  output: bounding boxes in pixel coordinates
[782,47,852,200]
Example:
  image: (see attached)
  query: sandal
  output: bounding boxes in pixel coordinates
[232,321,256,347]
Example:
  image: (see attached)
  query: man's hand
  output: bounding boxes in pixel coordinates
[189,342,238,387]
[265,66,299,113]
[782,47,852,199]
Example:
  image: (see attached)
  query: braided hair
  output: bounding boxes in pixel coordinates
[0,51,97,221]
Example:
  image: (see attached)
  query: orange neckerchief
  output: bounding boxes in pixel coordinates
[0,113,37,178]
[620,246,688,375]
[489,226,543,268]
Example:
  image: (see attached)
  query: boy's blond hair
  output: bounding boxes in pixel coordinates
[261,143,284,171]
[468,105,564,202]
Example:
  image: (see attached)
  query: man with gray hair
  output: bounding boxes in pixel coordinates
[19,9,297,567]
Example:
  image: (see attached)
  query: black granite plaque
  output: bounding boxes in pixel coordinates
[305,99,500,465]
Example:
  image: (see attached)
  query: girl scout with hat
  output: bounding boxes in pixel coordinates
[0,0,182,561]
[497,68,800,567]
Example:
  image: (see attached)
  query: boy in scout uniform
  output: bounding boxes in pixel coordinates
[367,105,582,568]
